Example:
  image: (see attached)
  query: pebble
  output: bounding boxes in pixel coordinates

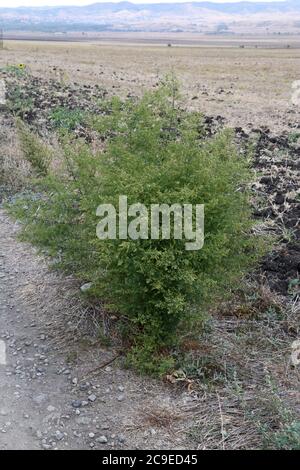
[71,400,82,408]
[88,394,97,402]
[55,430,64,441]
[42,443,51,450]
[96,435,108,444]
[33,393,48,405]
[80,282,93,293]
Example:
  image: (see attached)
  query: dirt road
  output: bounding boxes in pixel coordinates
[0,210,194,450]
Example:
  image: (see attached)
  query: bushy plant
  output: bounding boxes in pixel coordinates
[50,107,88,132]
[269,421,300,450]
[10,80,259,374]
[8,84,34,117]
[1,64,27,77]
[16,119,50,176]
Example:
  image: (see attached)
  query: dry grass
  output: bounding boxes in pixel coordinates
[0,114,31,193]
[1,39,300,132]
[140,407,183,431]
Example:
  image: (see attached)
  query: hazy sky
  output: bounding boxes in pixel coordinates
[0,0,287,7]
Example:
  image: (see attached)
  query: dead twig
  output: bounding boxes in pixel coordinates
[79,352,122,382]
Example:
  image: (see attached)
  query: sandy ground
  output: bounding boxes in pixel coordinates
[1,39,300,132]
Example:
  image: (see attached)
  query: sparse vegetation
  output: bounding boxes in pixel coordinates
[50,107,89,132]
[16,119,50,176]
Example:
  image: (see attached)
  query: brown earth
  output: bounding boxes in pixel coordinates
[1,38,300,133]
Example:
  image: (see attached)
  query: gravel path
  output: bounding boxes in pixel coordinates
[0,209,194,450]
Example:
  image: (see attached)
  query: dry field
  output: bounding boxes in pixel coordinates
[1,36,300,132]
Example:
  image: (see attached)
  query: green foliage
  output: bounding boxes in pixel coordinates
[267,421,300,450]
[8,84,34,117]
[1,64,27,77]
[89,96,126,136]
[9,80,259,374]
[50,107,88,132]
[259,406,300,450]
[245,372,300,450]
[16,119,50,176]
[288,131,300,145]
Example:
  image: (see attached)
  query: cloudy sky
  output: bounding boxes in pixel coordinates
[0,0,287,7]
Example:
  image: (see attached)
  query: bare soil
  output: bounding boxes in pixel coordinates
[1,39,300,132]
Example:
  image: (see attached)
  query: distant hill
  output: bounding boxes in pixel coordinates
[1,1,300,34]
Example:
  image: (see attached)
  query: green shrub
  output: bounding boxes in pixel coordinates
[269,421,300,450]
[16,119,50,176]
[288,131,300,145]
[50,107,88,132]
[10,80,259,374]
[1,64,27,77]
[8,84,34,117]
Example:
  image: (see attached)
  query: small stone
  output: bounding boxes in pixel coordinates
[79,383,89,391]
[117,394,125,402]
[33,394,48,405]
[42,443,51,450]
[55,430,64,441]
[76,416,92,425]
[96,435,108,444]
[71,400,82,408]
[88,394,97,402]
[80,282,93,293]
[88,432,95,438]
[47,405,55,412]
